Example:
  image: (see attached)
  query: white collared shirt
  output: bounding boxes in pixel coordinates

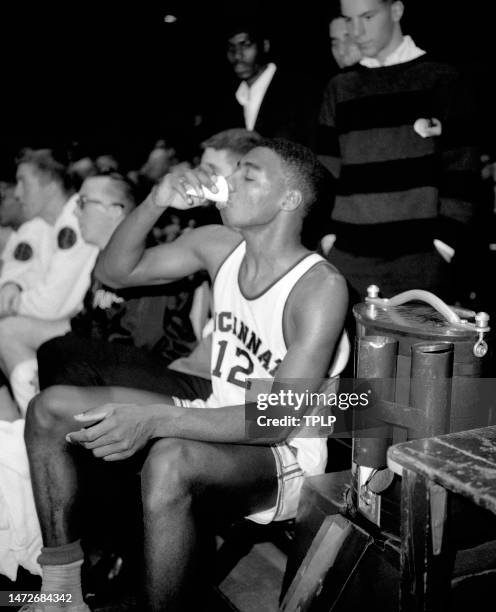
[360,35,425,68]
[235,63,277,130]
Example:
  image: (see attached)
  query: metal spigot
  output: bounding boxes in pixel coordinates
[473,311,490,357]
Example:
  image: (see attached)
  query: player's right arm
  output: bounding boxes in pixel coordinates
[96,168,231,289]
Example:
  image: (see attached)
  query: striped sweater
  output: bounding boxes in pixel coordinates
[318,56,481,257]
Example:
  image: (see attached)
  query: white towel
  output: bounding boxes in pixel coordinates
[0,419,42,579]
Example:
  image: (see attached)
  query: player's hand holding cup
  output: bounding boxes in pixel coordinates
[150,166,229,211]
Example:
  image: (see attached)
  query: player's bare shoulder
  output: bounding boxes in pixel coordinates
[180,224,243,276]
[297,260,347,310]
[286,259,348,342]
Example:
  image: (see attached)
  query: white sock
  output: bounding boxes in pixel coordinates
[9,359,39,416]
[41,559,88,611]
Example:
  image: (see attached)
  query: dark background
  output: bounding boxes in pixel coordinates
[0,0,494,172]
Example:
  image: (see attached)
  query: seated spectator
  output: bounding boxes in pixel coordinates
[0,148,98,415]
[0,174,135,416]
[0,148,98,319]
[25,138,348,611]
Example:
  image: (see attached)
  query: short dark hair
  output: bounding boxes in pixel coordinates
[15,147,74,193]
[201,129,262,158]
[90,171,138,211]
[225,19,269,47]
[257,138,333,214]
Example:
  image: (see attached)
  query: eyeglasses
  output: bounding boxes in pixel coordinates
[76,194,125,212]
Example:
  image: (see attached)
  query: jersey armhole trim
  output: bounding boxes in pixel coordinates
[281,260,333,351]
[211,239,245,288]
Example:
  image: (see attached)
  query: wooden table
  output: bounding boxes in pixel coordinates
[388,426,496,612]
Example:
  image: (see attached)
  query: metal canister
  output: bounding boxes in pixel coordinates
[350,288,493,528]
[354,288,492,434]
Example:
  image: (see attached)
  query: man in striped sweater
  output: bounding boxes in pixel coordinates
[318,0,481,301]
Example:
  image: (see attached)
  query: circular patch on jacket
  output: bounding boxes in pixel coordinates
[57,227,78,249]
[13,241,33,261]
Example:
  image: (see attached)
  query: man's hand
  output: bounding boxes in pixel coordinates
[66,404,157,461]
[0,282,21,317]
[151,166,219,211]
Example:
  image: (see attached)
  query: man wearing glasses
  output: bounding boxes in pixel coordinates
[0,171,132,419]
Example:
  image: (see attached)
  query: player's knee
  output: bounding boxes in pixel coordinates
[141,438,197,514]
[25,386,76,433]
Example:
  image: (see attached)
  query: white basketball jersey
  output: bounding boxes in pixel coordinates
[207,241,349,476]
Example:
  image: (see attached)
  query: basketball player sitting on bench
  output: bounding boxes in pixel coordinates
[24,138,348,612]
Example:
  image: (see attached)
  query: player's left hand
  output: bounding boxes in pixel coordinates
[66,404,155,461]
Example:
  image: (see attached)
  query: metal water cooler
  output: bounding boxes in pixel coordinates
[351,286,493,530]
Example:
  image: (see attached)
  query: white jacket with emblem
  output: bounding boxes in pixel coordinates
[9,194,98,320]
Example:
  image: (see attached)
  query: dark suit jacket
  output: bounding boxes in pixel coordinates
[201,67,322,149]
